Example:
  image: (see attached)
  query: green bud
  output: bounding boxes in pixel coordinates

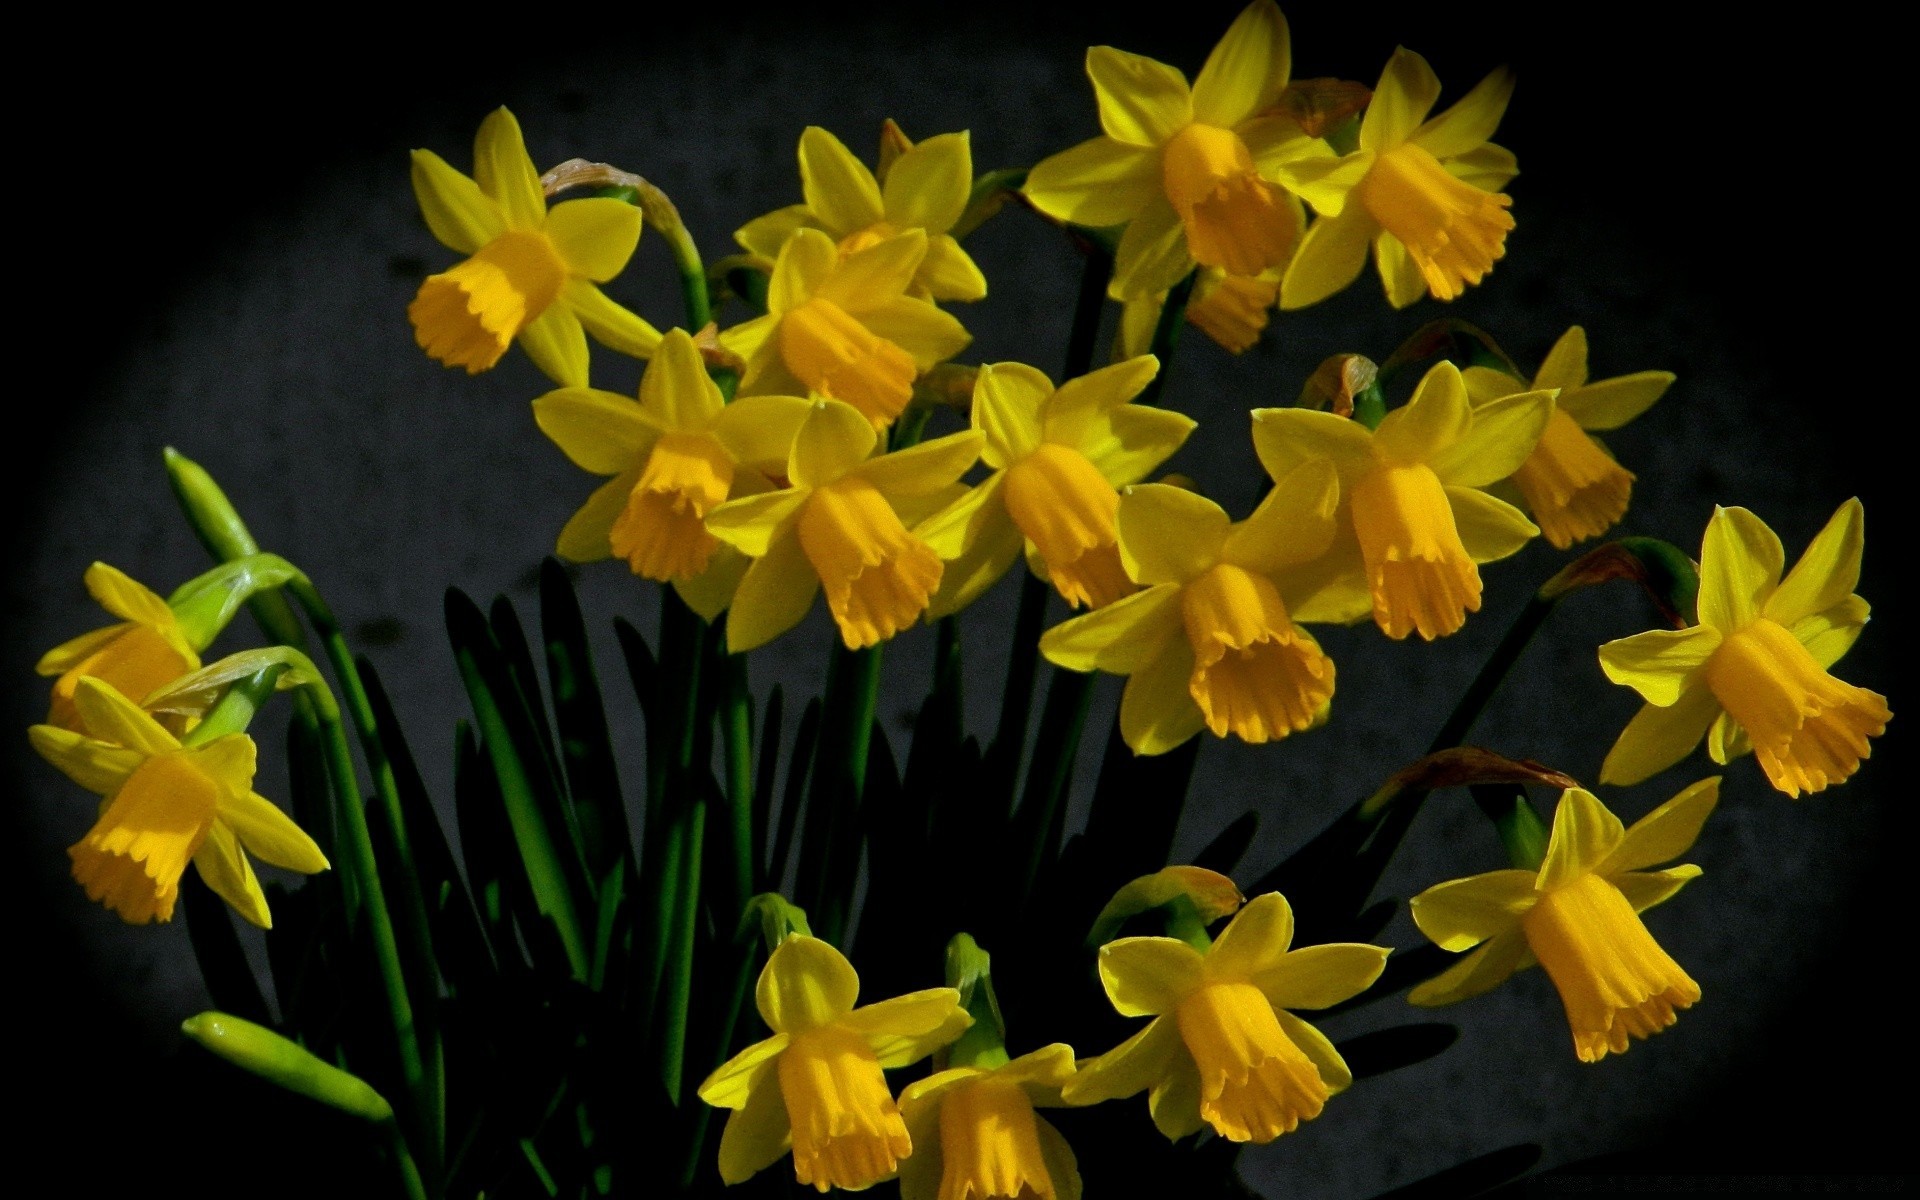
[167,553,307,653]
[151,647,335,733]
[182,1011,392,1123]
[162,448,308,650]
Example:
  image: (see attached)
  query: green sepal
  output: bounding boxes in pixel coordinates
[166,553,306,652]
[146,647,331,724]
[1539,536,1700,628]
[182,1011,394,1124]
[162,447,308,650]
[1471,784,1550,870]
[942,934,1010,1071]
[740,892,811,954]
[1087,865,1243,950]
[953,166,1029,239]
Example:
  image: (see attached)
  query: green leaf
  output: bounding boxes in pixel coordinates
[1192,811,1259,876]
[180,869,272,1024]
[768,698,820,891]
[492,595,592,895]
[540,560,633,886]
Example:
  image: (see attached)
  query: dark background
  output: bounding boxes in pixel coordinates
[7,3,1908,1195]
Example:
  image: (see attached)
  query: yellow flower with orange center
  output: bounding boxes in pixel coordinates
[1250,360,1554,641]
[1064,893,1387,1143]
[1410,782,1718,1062]
[737,124,988,303]
[533,328,811,621]
[897,1044,1082,1200]
[697,935,969,1191]
[1463,327,1675,548]
[1039,465,1341,755]
[719,228,971,430]
[407,108,661,387]
[29,677,328,928]
[37,563,202,735]
[705,398,982,651]
[1281,50,1518,310]
[1022,1,1347,300]
[1598,501,1890,797]
[916,356,1194,617]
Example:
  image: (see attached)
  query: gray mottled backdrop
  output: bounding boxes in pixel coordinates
[8,3,1907,1195]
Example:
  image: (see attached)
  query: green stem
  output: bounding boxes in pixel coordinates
[722,653,754,920]
[1062,241,1112,379]
[813,644,882,946]
[387,1120,431,1200]
[1427,592,1555,754]
[1134,269,1196,409]
[985,573,1048,803]
[1163,895,1214,953]
[1015,670,1095,901]
[659,799,705,1102]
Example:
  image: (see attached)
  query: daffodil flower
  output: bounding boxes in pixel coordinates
[897,1044,1081,1200]
[1022,0,1343,300]
[1117,263,1290,359]
[1463,327,1675,548]
[1599,501,1890,797]
[697,935,969,1191]
[1281,49,1518,310]
[916,356,1194,617]
[1250,361,1554,640]
[736,124,987,303]
[532,328,811,621]
[408,108,661,387]
[1410,782,1718,1062]
[28,677,328,928]
[719,228,971,430]
[37,563,201,735]
[1064,893,1387,1143]
[706,399,983,652]
[1040,466,1341,755]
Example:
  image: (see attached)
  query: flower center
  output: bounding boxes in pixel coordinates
[797,477,944,649]
[608,432,736,581]
[779,298,918,428]
[1180,563,1335,742]
[1349,462,1481,640]
[407,230,568,373]
[837,221,903,260]
[778,1024,912,1192]
[1175,982,1328,1143]
[1521,873,1700,1062]
[1161,123,1296,277]
[48,624,197,735]
[68,751,221,924]
[935,1078,1055,1200]
[1001,444,1133,609]
[1703,617,1892,797]
[1186,269,1277,354]
[1511,408,1634,549]
[1356,141,1514,301]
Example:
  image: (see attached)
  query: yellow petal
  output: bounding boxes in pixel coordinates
[673,544,752,622]
[1360,47,1441,152]
[533,387,659,475]
[919,235,988,302]
[516,303,589,388]
[883,131,970,233]
[1040,582,1184,674]
[1204,892,1294,980]
[1597,626,1723,705]
[1250,129,1358,209]
[1279,531,1372,625]
[712,395,813,477]
[1279,202,1374,309]
[768,228,839,314]
[220,791,328,874]
[473,108,547,231]
[1191,0,1290,127]
[799,125,886,235]
[717,1062,793,1183]
[1099,937,1207,1016]
[818,230,927,312]
[707,489,811,558]
[1409,66,1515,160]
[1536,789,1625,893]
[1533,326,1589,393]
[73,678,179,755]
[1272,1009,1352,1094]
[1560,371,1674,431]
[35,624,128,677]
[1117,484,1230,586]
[1120,637,1205,755]
[563,279,662,359]
[1409,870,1536,952]
[556,471,635,563]
[923,499,1023,620]
[724,532,820,653]
[1221,460,1339,575]
[543,197,641,282]
[194,821,272,929]
[1697,505,1785,632]
[1249,406,1375,488]
[843,988,969,1068]
[1407,928,1532,1007]
[1794,595,1869,670]
[640,328,723,431]
[1765,498,1864,629]
[736,204,816,260]
[1254,943,1390,1011]
[1369,231,1423,309]
[700,1032,792,1109]
[1022,137,1161,228]
[1087,45,1193,146]
[85,563,175,629]
[757,935,860,1034]
[408,149,505,255]
[1109,198,1191,300]
[1043,355,1164,447]
[1082,406,1198,488]
[1147,1051,1206,1139]
[1374,360,1469,465]
[1599,686,1721,787]
[1462,364,1524,404]
[1062,1016,1181,1105]
[1601,777,1721,877]
[1446,142,1519,190]
[1445,487,1538,565]
[1612,865,1704,915]
[789,399,878,489]
[29,724,143,793]
[1428,389,1555,488]
[1037,1117,1083,1200]
[851,295,971,373]
[972,362,1049,469]
[854,430,983,499]
[1706,709,1751,766]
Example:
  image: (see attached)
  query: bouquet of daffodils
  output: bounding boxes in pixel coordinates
[28,4,1891,1197]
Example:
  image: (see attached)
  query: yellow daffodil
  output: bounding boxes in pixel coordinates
[718,228,971,430]
[1117,263,1290,360]
[1022,1,1344,300]
[1281,50,1518,310]
[1040,466,1340,755]
[1250,361,1553,641]
[916,356,1194,617]
[1065,893,1387,1142]
[28,677,328,928]
[736,124,987,304]
[1599,501,1889,797]
[706,399,982,652]
[1463,327,1675,548]
[897,1044,1081,1200]
[408,107,661,387]
[1410,782,1718,1062]
[697,935,969,1191]
[37,563,201,735]
[532,328,811,620]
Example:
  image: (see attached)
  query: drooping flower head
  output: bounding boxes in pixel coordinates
[1599,501,1889,797]
[737,124,988,303]
[1023,1,1341,299]
[1251,361,1553,640]
[697,935,969,1192]
[1040,465,1341,755]
[1117,261,1292,360]
[898,1044,1082,1200]
[705,399,983,652]
[408,108,661,387]
[1281,50,1518,310]
[1410,782,1718,1062]
[1464,327,1675,548]
[37,563,202,734]
[719,228,972,430]
[533,328,811,621]
[917,356,1194,616]
[29,677,328,927]
[1065,893,1387,1143]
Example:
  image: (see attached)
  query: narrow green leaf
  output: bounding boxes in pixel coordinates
[540,559,632,884]
[769,698,820,892]
[180,870,271,1024]
[492,594,593,894]
[751,686,784,893]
